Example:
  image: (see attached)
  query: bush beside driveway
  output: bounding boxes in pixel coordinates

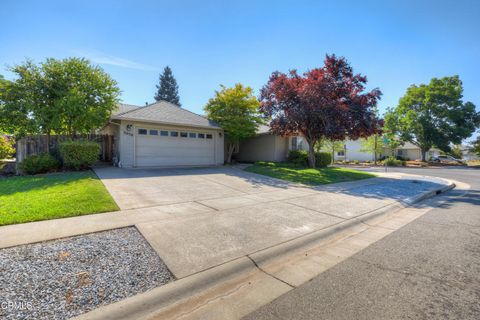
[0,171,119,226]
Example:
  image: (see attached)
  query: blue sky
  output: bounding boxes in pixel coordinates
[1,0,479,137]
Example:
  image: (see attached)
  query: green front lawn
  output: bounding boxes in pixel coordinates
[0,171,119,226]
[245,162,375,186]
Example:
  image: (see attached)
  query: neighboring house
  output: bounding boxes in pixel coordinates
[103,101,224,167]
[461,146,480,160]
[236,127,440,162]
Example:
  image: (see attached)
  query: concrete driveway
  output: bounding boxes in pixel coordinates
[93,166,316,210]
[90,166,451,278]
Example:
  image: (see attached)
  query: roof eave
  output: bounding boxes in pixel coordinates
[111,116,222,130]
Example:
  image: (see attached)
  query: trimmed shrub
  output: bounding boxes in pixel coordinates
[59,140,100,170]
[314,152,331,168]
[19,153,60,175]
[383,156,403,167]
[353,160,360,164]
[287,150,308,166]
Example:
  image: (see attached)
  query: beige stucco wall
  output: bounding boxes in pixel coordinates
[237,134,288,162]
[118,120,224,167]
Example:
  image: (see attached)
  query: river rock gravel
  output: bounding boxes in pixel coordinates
[0,227,174,319]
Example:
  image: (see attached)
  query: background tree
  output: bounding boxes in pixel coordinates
[0,58,120,145]
[449,144,463,159]
[360,134,383,164]
[260,54,382,168]
[0,136,15,160]
[204,84,263,163]
[317,139,344,164]
[384,76,479,161]
[470,135,480,157]
[154,66,181,106]
[382,131,403,156]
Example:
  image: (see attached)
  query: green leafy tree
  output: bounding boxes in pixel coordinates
[0,58,120,143]
[317,139,344,164]
[382,132,403,156]
[0,136,15,159]
[471,136,480,156]
[204,84,263,163]
[360,134,383,164]
[449,144,462,159]
[154,66,181,106]
[384,76,479,161]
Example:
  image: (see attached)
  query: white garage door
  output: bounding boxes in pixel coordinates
[135,128,216,167]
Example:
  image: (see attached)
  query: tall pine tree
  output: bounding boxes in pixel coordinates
[154,66,181,106]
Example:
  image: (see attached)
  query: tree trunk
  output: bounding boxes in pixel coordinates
[307,139,316,168]
[374,135,377,165]
[331,147,335,164]
[46,131,51,153]
[226,143,235,164]
[421,148,427,162]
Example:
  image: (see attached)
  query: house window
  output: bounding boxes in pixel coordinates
[198,133,205,139]
[149,129,158,136]
[180,132,188,138]
[206,134,213,139]
[170,131,179,137]
[397,149,404,156]
[189,132,197,138]
[337,151,345,156]
[291,137,298,150]
[138,129,147,135]
[160,130,169,136]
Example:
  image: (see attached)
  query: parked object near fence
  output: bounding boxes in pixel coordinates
[16,135,114,164]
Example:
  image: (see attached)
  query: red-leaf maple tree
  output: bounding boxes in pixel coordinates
[260,54,382,168]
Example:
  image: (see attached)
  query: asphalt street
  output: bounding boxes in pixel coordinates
[243,167,480,320]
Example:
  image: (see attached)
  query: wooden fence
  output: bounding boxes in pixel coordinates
[16,134,114,163]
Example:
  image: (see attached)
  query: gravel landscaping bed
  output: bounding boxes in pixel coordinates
[0,227,175,319]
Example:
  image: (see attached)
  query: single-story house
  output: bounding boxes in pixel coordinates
[103,101,224,167]
[235,127,440,162]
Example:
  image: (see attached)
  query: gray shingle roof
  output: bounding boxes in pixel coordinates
[112,101,221,129]
[113,103,141,115]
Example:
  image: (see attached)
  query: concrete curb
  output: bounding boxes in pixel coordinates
[74,177,456,320]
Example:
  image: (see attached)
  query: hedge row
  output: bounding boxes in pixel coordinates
[20,140,100,175]
[287,150,332,168]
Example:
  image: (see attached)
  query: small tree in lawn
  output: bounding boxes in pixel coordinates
[260,54,382,168]
[154,66,181,106]
[204,84,263,164]
[360,134,384,164]
[384,76,479,161]
[317,139,344,164]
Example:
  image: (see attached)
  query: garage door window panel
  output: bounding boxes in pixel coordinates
[149,129,158,136]
[180,132,188,138]
[189,132,196,138]
[206,134,213,139]
[198,133,205,139]
[138,129,147,135]
[160,130,169,136]
[170,131,178,137]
